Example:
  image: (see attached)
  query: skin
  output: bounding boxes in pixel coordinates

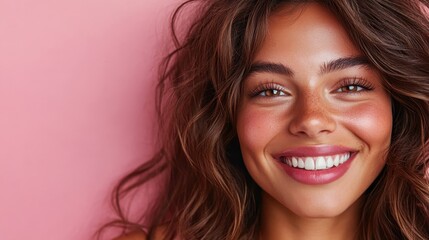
[237,3,392,240]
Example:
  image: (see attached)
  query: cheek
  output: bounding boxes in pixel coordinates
[236,106,283,154]
[341,100,392,149]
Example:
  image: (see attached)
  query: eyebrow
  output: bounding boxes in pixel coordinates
[248,61,294,76]
[319,56,370,74]
[248,56,370,76]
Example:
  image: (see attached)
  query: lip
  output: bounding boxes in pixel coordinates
[273,145,358,185]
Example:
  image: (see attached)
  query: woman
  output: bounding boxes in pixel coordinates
[104,0,429,239]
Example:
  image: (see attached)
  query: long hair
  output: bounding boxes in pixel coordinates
[101,0,429,239]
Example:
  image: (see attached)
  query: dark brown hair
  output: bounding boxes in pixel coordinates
[99,0,429,239]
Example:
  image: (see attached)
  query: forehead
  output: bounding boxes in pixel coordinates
[253,3,361,63]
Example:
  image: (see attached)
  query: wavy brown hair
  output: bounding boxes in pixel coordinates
[98,0,429,239]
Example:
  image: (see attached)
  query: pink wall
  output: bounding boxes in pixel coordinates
[0,0,180,239]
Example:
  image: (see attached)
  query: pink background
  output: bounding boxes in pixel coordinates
[0,0,180,239]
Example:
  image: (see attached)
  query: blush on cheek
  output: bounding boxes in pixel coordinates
[237,107,282,153]
[342,102,392,147]
[237,111,266,151]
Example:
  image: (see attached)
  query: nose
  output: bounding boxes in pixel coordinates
[288,93,336,138]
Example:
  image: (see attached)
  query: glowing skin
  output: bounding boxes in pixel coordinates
[236,4,392,240]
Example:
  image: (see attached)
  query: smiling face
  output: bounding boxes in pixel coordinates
[236,3,392,222]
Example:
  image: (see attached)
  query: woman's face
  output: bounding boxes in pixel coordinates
[236,3,392,219]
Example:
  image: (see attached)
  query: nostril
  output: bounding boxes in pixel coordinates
[288,109,336,137]
[289,118,336,136]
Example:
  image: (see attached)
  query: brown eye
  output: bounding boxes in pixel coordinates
[336,85,365,93]
[259,89,287,97]
[334,78,374,94]
[250,82,290,98]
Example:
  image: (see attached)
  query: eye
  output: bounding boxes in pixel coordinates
[334,78,374,94]
[258,89,287,97]
[336,85,365,93]
[250,82,289,97]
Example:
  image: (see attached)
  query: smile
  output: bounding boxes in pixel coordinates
[273,145,357,184]
[279,152,351,170]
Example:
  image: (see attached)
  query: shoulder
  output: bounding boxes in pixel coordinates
[114,227,168,240]
[114,231,147,240]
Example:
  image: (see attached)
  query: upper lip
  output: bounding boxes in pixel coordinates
[273,145,357,158]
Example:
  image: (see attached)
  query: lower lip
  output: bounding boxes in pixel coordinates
[278,153,356,185]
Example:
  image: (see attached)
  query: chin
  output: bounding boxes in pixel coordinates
[284,196,362,219]
[292,205,347,218]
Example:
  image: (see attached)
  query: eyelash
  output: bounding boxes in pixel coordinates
[335,77,374,93]
[249,77,374,98]
[249,82,288,97]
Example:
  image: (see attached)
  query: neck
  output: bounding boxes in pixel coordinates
[259,194,362,240]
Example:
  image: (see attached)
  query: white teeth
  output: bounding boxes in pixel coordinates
[304,157,315,170]
[298,159,305,168]
[327,156,334,168]
[280,152,352,170]
[292,157,298,167]
[334,155,340,166]
[316,156,327,170]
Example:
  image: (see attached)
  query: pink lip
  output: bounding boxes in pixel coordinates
[273,145,358,185]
